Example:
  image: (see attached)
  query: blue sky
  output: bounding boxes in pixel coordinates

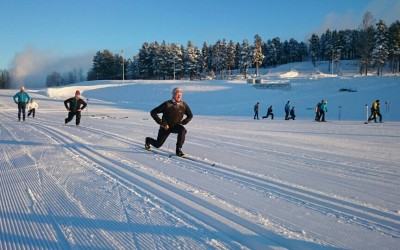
[1,0,399,85]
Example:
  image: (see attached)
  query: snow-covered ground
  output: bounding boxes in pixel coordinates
[0,61,399,249]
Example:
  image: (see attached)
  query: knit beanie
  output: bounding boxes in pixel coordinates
[172,87,182,95]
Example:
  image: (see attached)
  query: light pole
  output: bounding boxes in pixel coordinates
[173,58,176,80]
[121,49,125,84]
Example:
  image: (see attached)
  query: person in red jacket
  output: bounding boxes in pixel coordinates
[145,87,193,157]
[64,90,87,126]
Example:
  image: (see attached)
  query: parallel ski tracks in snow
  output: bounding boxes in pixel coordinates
[33,120,400,243]
[2,110,399,249]
[29,122,287,249]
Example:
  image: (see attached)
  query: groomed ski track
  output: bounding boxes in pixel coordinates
[0,96,399,249]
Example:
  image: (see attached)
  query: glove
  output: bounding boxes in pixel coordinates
[15,102,18,104]
[161,121,169,130]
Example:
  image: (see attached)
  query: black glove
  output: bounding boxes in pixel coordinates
[161,121,169,130]
[15,102,18,104]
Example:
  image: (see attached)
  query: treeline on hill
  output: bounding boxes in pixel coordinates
[0,69,11,89]
[45,68,86,87]
[87,14,400,81]
[0,13,399,89]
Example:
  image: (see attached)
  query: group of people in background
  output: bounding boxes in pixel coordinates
[254,98,385,123]
[315,100,328,122]
[13,87,38,121]
[12,87,87,126]
[254,100,295,121]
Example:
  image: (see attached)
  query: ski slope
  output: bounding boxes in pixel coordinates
[1,62,399,249]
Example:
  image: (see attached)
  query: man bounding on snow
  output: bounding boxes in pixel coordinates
[64,90,87,126]
[145,87,193,157]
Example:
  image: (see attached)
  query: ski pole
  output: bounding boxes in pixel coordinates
[365,104,368,124]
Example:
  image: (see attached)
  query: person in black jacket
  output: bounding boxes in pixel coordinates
[64,90,87,126]
[145,87,193,157]
[262,105,274,119]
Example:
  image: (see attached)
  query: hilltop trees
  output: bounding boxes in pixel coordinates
[372,19,389,75]
[85,13,398,81]
[87,49,126,81]
[388,20,400,73]
[0,69,10,89]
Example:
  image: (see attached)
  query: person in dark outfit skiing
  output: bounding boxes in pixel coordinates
[315,101,322,121]
[284,101,291,120]
[145,87,193,157]
[262,105,274,119]
[253,102,260,119]
[64,90,87,126]
[289,107,296,120]
[13,86,31,122]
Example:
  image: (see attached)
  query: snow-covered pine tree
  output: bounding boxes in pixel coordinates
[358,12,375,75]
[226,40,236,77]
[372,19,389,75]
[309,33,320,67]
[388,20,400,73]
[198,42,210,79]
[184,41,199,80]
[238,39,252,79]
[137,43,153,79]
[252,34,264,76]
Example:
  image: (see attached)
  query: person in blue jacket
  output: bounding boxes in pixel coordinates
[319,100,328,122]
[13,86,31,121]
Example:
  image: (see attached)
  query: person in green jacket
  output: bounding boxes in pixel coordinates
[64,90,87,126]
[13,86,31,121]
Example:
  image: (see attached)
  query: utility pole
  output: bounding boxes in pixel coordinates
[121,49,125,84]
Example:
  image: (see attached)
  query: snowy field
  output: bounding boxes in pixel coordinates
[0,62,399,249]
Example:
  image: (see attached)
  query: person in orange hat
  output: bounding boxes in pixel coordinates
[64,90,87,126]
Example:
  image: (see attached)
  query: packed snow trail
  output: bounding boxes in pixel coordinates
[1,85,400,249]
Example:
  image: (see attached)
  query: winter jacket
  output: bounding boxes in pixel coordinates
[254,103,259,112]
[64,97,87,113]
[372,101,380,112]
[27,101,38,111]
[285,103,291,112]
[151,100,193,128]
[320,103,327,112]
[13,92,31,103]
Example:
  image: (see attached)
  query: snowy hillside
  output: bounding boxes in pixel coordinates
[0,61,399,249]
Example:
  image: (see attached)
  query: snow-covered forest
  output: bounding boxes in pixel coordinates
[82,15,400,83]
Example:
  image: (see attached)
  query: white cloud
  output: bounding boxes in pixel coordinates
[10,46,93,89]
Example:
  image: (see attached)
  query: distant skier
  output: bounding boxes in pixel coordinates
[262,105,274,119]
[289,107,296,120]
[64,90,87,126]
[27,98,39,118]
[13,86,31,121]
[319,100,328,122]
[253,102,260,119]
[145,87,193,157]
[284,101,291,120]
[368,99,382,123]
[315,100,322,121]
